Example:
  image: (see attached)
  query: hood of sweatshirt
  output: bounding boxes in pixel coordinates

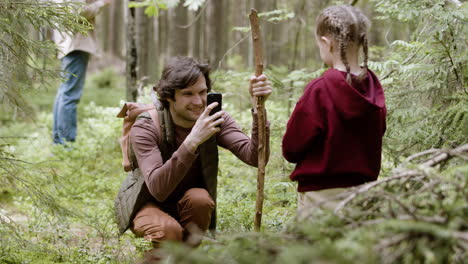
[323,68,385,119]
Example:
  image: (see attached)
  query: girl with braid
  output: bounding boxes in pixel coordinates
[282,5,386,217]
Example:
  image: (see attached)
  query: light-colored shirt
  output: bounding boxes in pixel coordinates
[52,0,108,59]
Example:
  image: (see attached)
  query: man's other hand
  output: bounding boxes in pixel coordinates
[249,74,272,101]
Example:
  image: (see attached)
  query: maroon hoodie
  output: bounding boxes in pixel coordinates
[282,68,386,192]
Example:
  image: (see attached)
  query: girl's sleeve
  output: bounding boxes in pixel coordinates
[282,86,324,163]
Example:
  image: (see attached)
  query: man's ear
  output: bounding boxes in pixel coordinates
[320,36,333,53]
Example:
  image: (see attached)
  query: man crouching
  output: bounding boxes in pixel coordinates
[124,56,272,262]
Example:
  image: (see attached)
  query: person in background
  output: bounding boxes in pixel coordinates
[52,0,111,145]
[282,5,387,218]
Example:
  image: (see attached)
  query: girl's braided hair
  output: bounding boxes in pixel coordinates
[316,5,370,83]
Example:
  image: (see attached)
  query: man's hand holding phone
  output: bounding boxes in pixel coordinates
[184,94,224,153]
[207,93,222,116]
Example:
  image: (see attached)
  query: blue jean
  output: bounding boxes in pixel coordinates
[52,51,90,145]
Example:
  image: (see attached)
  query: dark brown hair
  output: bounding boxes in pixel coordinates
[155,56,211,108]
[316,5,370,83]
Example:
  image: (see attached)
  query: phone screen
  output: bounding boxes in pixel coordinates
[207,93,222,116]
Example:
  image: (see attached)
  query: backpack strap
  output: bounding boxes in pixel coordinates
[130,106,175,168]
[148,109,161,143]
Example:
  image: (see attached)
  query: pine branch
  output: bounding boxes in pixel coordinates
[335,144,468,212]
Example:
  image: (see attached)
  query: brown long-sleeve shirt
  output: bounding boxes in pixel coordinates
[130,111,270,205]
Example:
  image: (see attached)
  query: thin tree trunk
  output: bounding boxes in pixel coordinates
[150,14,159,83]
[267,0,282,66]
[110,0,124,59]
[238,0,249,68]
[136,6,151,87]
[168,3,188,57]
[188,9,202,58]
[158,10,168,69]
[99,5,111,54]
[125,0,137,101]
[287,0,306,115]
[206,0,224,69]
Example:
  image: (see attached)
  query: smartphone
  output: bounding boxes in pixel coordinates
[207,93,222,116]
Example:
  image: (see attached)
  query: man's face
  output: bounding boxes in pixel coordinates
[167,75,208,128]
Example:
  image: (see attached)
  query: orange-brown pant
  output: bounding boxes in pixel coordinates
[131,188,215,248]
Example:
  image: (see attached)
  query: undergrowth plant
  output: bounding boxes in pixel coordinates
[369,0,467,163]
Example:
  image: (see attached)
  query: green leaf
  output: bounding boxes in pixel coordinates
[144,5,157,16]
[232,26,251,33]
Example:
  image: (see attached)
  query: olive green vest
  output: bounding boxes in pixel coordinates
[114,107,218,235]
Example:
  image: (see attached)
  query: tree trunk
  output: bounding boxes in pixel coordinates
[125,0,137,101]
[149,13,159,83]
[98,4,111,54]
[158,10,169,70]
[168,3,188,57]
[236,0,249,68]
[267,0,282,66]
[136,6,151,87]
[188,9,202,58]
[110,0,124,59]
[206,0,224,69]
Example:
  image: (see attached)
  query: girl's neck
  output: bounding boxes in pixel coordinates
[331,52,364,76]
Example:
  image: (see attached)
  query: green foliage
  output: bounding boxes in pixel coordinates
[160,150,468,264]
[259,9,295,23]
[232,9,295,34]
[87,67,124,90]
[369,0,467,160]
[128,0,207,17]
[0,0,91,113]
[0,104,139,263]
[128,0,168,17]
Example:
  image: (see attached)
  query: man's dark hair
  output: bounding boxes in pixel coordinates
[155,56,211,108]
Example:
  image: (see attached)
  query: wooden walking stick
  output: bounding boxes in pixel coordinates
[249,9,268,231]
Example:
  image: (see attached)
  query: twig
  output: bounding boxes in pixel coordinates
[434,35,463,88]
[404,148,441,163]
[216,33,250,71]
[374,233,409,252]
[397,214,446,224]
[380,192,419,221]
[334,171,423,213]
[176,3,208,29]
[381,45,423,81]
[421,144,468,167]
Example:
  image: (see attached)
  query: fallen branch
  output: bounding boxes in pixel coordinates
[421,144,468,167]
[335,144,468,212]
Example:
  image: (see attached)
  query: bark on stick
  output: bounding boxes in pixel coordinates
[249,9,267,232]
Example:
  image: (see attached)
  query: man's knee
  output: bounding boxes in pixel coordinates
[132,204,184,243]
[137,218,183,243]
[162,221,184,241]
[182,188,215,210]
